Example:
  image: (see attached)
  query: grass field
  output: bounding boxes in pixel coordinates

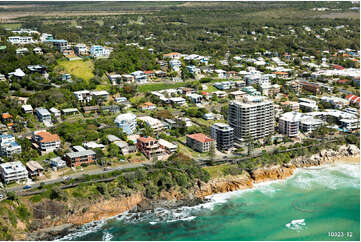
[0,23,21,29]
[203,163,239,178]
[57,59,94,82]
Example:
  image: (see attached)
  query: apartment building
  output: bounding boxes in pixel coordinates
[32,130,61,154]
[0,134,22,157]
[228,96,274,140]
[186,133,215,153]
[0,161,28,184]
[279,112,303,137]
[65,149,96,167]
[114,113,137,135]
[211,123,234,152]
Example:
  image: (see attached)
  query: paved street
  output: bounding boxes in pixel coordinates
[5,162,152,193]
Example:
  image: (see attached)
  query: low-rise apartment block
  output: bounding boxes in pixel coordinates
[65,149,96,167]
[114,113,137,135]
[211,123,234,152]
[0,134,22,157]
[32,130,61,154]
[186,133,215,153]
[0,161,28,184]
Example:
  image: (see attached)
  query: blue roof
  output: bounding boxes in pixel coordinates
[0,134,14,139]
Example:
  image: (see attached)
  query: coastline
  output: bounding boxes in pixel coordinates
[27,145,360,241]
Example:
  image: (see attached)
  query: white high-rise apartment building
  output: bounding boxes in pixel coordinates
[228,96,274,140]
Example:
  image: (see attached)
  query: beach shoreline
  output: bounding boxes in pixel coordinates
[27,146,360,241]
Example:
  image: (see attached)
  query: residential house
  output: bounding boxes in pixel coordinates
[32,130,61,154]
[169,97,186,106]
[114,113,137,135]
[0,161,28,184]
[33,47,43,55]
[22,104,33,114]
[346,94,360,107]
[62,74,72,82]
[91,90,109,103]
[49,107,61,117]
[299,81,321,94]
[140,102,157,111]
[61,108,79,116]
[131,71,147,83]
[213,91,227,98]
[158,139,178,153]
[82,106,99,114]
[16,47,29,55]
[163,52,181,59]
[186,93,202,104]
[26,161,44,177]
[229,90,246,100]
[280,101,300,112]
[35,107,51,122]
[74,90,92,103]
[65,149,96,167]
[215,69,227,78]
[50,157,67,168]
[137,136,168,160]
[106,72,123,85]
[74,44,89,56]
[138,116,165,132]
[186,133,215,153]
[8,36,34,45]
[90,45,111,58]
[0,134,22,157]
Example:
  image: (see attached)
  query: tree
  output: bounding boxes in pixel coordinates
[209,142,216,161]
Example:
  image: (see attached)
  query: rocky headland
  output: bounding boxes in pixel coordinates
[25,144,360,240]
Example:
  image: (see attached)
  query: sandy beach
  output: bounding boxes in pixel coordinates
[334,155,360,164]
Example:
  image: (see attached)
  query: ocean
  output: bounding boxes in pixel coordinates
[60,162,360,241]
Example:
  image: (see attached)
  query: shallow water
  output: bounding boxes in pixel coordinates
[60,163,360,241]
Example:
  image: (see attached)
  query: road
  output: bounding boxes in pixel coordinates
[6,162,152,193]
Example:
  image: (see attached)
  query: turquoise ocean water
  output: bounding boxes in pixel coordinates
[60,162,360,241]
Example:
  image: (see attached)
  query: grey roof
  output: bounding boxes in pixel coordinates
[66,150,96,158]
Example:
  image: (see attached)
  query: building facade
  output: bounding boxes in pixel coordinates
[210,123,234,152]
[228,96,274,140]
[32,130,61,154]
[0,161,28,184]
[114,113,137,135]
[0,134,22,157]
[186,133,215,153]
[65,150,96,167]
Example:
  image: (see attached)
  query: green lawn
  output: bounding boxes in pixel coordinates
[203,163,238,178]
[57,59,95,82]
[0,23,21,30]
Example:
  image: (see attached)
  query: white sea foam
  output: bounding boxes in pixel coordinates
[57,163,359,240]
[102,231,113,241]
[286,219,306,231]
[57,219,107,241]
[291,163,360,190]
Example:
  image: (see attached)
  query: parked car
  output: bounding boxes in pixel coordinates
[62,176,70,181]
[104,167,112,171]
[23,185,32,189]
